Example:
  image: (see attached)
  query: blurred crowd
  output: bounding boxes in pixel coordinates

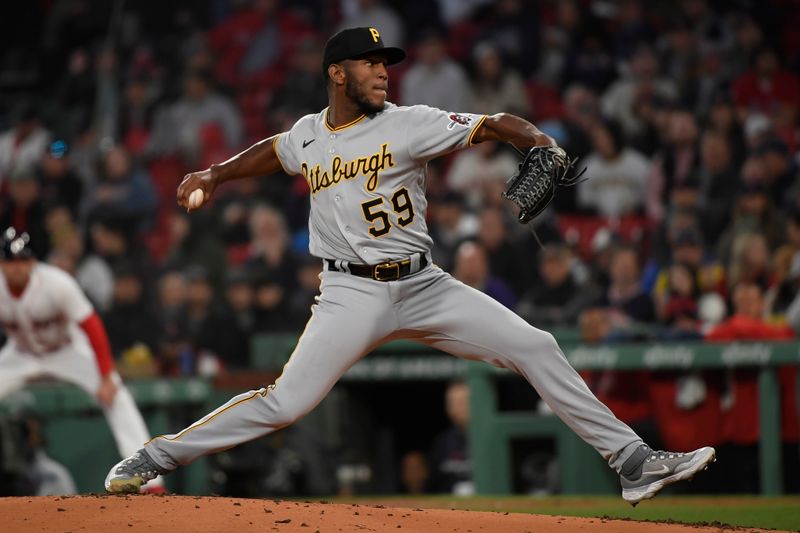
[1,0,800,493]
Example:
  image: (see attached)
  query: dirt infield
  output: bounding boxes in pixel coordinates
[1,496,787,533]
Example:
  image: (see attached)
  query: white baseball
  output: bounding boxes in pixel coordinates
[188,189,205,209]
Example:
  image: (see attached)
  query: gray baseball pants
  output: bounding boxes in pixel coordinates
[145,266,642,473]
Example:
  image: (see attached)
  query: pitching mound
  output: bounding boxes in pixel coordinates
[0,495,778,532]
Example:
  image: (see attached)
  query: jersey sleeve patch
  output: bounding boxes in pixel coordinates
[406,106,487,162]
[447,113,473,130]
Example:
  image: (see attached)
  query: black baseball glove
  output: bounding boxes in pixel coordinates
[502,145,585,224]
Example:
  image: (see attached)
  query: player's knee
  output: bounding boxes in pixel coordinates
[528,330,560,355]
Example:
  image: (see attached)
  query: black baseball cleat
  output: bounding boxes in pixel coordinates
[620,444,716,505]
[105,449,169,494]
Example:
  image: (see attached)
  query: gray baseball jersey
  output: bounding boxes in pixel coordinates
[274,103,485,263]
[140,102,645,480]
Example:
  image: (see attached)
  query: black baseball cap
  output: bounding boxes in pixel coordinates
[322,27,405,78]
[1,227,33,260]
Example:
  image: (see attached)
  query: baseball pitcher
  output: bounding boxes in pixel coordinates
[0,227,163,493]
[106,27,714,504]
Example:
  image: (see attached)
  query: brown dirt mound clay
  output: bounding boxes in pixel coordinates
[0,495,775,532]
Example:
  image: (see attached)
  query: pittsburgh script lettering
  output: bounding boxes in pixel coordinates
[301,143,394,194]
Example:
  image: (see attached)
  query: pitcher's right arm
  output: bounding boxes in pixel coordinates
[177,134,285,211]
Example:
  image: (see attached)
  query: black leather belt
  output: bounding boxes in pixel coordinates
[324,254,429,282]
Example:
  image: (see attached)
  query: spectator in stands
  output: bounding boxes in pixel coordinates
[656,262,701,337]
[474,206,533,296]
[518,244,597,328]
[726,231,772,291]
[118,73,159,157]
[754,138,798,209]
[47,224,114,312]
[609,0,653,60]
[601,43,678,142]
[37,140,83,218]
[102,263,159,364]
[0,412,77,496]
[0,105,50,187]
[703,95,746,164]
[446,141,517,210]
[658,19,700,107]
[89,220,154,297]
[181,266,231,376]
[163,210,227,293]
[400,29,468,111]
[452,241,516,309]
[208,0,311,87]
[147,69,243,165]
[269,36,328,120]
[464,42,530,118]
[765,246,800,321]
[576,119,650,218]
[23,414,79,495]
[584,228,618,291]
[252,271,294,333]
[651,227,726,312]
[732,46,800,149]
[697,130,739,244]
[53,48,96,140]
[787,209,800,255]
[0,166,49,259]
[214,180,261,250]
[647,109,701,223]
[562,27,617,94]
[244,205,299,291]
[596,245,655,323]
[217,269,255,370]
[338,0,405,48]
[183,266,217,342]
[154,270,192,376]
[785,253,800,334]
[84,146,157,232]
[539,83,600,212]
[428,191,477,272]
[716,180,786,264]
[706,281,799,493]
[398,451,430,494]
[434,0,491,27]
[535,0,584,87]
[156,270,187,335]
[555,83,599,162]
[723,13,764,82]
[473,0,540,77]
[429,381,472,495]
[578,307,612,344]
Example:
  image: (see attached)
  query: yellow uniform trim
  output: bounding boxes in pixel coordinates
[145,307,320,446]
[467,114,489,146]
[272,134,291,174]
[325,109,367,132]
[146,389,267,445]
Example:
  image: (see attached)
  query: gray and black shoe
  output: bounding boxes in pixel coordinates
[620,444,715,505]
[105,449,169,494]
